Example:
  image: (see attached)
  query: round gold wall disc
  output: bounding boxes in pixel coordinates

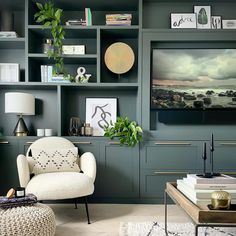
[104,42,135,74]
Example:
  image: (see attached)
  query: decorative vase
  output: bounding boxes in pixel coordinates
[211,190,231,210]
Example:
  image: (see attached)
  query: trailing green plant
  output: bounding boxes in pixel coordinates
[103,116,143,147]
[34,1,65,75]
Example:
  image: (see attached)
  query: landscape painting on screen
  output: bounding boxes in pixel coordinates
[151,49,236,109]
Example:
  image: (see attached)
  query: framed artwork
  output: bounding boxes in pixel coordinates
[171,13,197,29]
[211,16,222,29]
[194,6,211,29]
[222,20,236,29]
[86,98,117,136]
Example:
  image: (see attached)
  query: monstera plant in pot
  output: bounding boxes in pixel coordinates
[103,116,143,147]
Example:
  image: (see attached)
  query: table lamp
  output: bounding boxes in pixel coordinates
[5,92,35,136]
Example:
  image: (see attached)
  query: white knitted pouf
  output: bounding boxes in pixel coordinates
[0,203,56,236]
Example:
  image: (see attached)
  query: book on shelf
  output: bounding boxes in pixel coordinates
[0,63,20,82]
[85,8,92,26]
[187,174,236,184]
[106,20,131,26]
[182,177,236,190]
[65,19,87,26]
[177,179,236,199]
[0,31,18,38]
[106,14,132,21]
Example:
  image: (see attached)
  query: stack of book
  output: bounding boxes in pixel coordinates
[66,8,92,26]
[105,14,132,26]
[177,174,236,207]
[0,31,18,38]
[65,19,87,26]
[40,65,70,83]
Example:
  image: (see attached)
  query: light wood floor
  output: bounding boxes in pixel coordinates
[50,204,190,236]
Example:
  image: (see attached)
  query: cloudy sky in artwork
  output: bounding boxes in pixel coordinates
[152,49,236,87]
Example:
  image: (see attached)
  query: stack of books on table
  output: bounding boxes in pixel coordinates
[177,174,236,207]
[105,14,132,26]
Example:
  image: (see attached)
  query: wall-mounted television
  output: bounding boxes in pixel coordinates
[151,49,236,110]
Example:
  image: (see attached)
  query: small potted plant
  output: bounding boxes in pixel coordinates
[103,116,143,147]
[34,1,71,79]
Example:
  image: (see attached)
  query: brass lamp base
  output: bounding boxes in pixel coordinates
[13,117,29,136]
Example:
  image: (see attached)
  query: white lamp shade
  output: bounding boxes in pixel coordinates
[5,92,35,115]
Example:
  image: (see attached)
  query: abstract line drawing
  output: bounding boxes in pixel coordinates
[86,98,117,136]
[92,104,111,129]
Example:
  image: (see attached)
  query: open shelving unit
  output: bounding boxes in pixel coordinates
[0,0,140,137]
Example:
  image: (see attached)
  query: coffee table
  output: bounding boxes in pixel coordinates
[164,182,236,236]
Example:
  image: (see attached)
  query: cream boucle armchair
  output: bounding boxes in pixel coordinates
[16,137,96,224]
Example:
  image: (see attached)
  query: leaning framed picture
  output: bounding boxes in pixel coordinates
[171,13,197,29]
[194,6,211,29]
[86,98,117,136]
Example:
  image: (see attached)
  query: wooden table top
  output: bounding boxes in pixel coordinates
[166,182,236,224]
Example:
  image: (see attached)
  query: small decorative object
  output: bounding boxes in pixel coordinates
[103,116,143,147]
[211,16,222,29]
[210,133,221,176]
[194,6,211,29]
[15,187,25,198]
[43,39,54,54]
[0,63,20,82]
[68,117,80,136]
[75,67,91,83]
[222,20,236,29]
[104,42,135,77]
[5,92,35,136]
[84,123,93,136]
[197,142,213,178]
[44,129,53,136]
[86,98,117,136]
[211,190,231,210]
[80,124,85,136]
[6,188,15,198]
[170,13,197,29]
[62,45,85,55]
[0,10,14,31]
[37,129,45,136]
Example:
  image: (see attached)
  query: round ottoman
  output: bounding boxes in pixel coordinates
[0,204,56,236]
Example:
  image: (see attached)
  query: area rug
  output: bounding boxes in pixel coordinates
[119,222,236,236]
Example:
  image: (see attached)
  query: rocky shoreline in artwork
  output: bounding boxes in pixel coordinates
[151,88,236,109]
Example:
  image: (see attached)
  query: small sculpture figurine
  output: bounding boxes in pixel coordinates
[68,117,80,136]
[75,67,91,83]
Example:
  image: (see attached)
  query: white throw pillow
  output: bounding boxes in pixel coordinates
[31,147,80,175]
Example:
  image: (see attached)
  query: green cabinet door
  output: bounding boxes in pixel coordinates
[0,138,19,195]
[212,141,236,173]
[140,141,201,200]
[99,141,139,198]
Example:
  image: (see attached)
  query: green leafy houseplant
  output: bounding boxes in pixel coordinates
[103,116,143,147]
[34,1,65,75]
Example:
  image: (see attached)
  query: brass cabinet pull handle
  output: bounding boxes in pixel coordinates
[108,142,120,145]
[222,172,236,175]
[26,141,34,144]
[155,142,191,146]
[0,141,9,144]
[154,171,189,175]
[72,142,92,145]
[220,143,236,146]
